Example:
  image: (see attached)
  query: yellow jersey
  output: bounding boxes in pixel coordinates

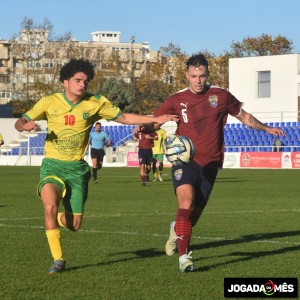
[23,92,121,161]
[152,128,167,155]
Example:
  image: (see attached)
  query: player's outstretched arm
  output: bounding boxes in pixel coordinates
[115,113,178,126]
[237,110,285,136]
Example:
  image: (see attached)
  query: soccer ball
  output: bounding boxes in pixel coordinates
[165,135,195,166]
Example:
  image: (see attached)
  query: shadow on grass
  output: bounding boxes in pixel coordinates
[190,230,300,272]
[64,231,300,273]
[215,177,247,183]
[65,248,165,272]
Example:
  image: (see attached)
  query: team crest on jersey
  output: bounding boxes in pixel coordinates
[174,169,183,181]
[82,111,90,119]
[209,95,218,108]
[50,108,59,118]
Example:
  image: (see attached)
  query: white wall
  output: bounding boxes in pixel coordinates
[0,118,20,144]
[91,31,121,43]
[229,54,300,123]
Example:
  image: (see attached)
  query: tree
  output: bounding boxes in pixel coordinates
[159,43,188,91]
[230,34,293,57]
[10,17,69,104]
[10,99,36,118]
[96,78,133,112]
[9,17,93,114]
[201,51,230,89]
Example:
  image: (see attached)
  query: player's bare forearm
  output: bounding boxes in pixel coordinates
[237,110,284,136]
[115,113,178,125]
[240,114,268,131]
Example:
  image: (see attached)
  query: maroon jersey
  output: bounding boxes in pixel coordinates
[154,86,243,168]
[134,132,157,149]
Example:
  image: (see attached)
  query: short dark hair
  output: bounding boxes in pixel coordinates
[186,54,208,70]
[140,124,154,134]
[95,122,101,126]
[59,59,95,82]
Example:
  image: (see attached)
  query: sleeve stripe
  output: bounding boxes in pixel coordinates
[109,110,123,121]
[22,113,32,121]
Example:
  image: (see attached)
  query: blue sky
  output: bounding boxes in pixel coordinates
[1,0,299,55]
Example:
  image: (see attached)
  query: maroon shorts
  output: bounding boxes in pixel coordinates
[138,148,153,165]
[172,160,218,209]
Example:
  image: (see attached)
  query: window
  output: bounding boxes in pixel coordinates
[0,90,11,99]
[257,71,271,98]
[44,62,53,68]
[13,60,22,68]
[27,61,41,68]
[0,75,9,83]
[13,74,26,83]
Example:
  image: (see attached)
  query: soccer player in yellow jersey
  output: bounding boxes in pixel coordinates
[152,128,167,181]
[15,59,178,274]
[0,133,4,147]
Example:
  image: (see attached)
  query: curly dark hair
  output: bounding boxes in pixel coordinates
[59,59,95,82]
[186,54,208,70]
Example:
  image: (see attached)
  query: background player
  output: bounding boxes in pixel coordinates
[88,122,111,183]
[0,133,4,147]
[152,127,167,181]
[134,124,158,185]
[154,53,284,272]
[15,59,178,274]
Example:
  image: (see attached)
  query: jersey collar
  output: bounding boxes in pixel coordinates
[62,91,89,107]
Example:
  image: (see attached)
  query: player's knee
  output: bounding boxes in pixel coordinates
[43,204,58,220]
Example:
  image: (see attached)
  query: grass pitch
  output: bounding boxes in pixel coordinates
[0,166,299,299]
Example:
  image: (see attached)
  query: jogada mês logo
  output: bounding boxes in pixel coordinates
[224,278,298,298]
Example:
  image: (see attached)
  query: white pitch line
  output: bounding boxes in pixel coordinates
[205,209,300,214]
[0,217,43,221]
[0,223,299,246]
[0,223,44,229]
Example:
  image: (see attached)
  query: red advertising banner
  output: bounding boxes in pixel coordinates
[126,151,300,168]
[240,152,282,168]
[127,152,139,167]
[291,152,300,168]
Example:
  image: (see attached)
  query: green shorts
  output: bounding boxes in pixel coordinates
[38,158,91,215]
[152,154,164,162]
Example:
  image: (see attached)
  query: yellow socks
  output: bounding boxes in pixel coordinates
[46,228,64,261]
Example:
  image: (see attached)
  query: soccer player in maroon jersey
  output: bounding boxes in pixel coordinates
[134,124,158,185]
[154,53,285,272]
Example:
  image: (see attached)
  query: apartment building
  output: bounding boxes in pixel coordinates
[0,30,161,104]
[0,40,11,104]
